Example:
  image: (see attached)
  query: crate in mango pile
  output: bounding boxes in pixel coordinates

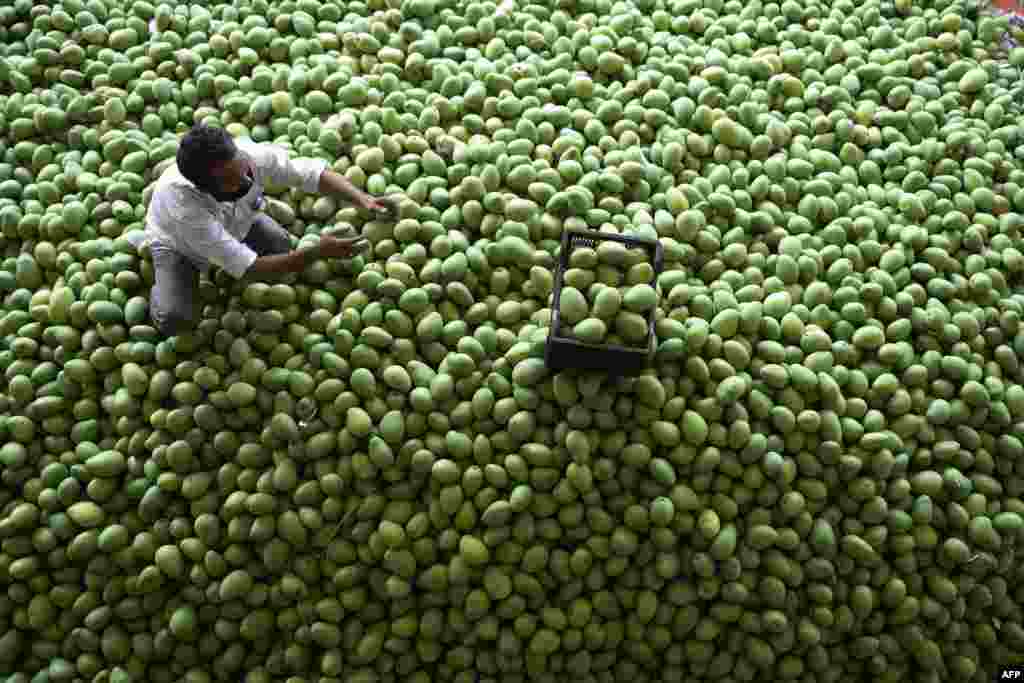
[545,228,665,375]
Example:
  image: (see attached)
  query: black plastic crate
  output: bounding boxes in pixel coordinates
[545,228,664,376]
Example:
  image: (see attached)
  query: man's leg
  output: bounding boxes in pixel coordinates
[243,213,293,256]
[149,243,201,337]
[216,214,293,292]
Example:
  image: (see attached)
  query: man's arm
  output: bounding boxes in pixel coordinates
[245,141,369,205]
[318,169,370,207]
[242,140,392,214]
[246,233,369,278]
[247,243,324,276]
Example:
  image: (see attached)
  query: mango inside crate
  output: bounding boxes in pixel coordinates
[545,228,665,376]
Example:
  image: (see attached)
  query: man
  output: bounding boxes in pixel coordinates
[134,124,394,336]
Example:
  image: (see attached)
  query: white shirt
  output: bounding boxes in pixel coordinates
[141,139,328,278]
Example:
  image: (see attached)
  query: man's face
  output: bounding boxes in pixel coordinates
[208,155,252,195]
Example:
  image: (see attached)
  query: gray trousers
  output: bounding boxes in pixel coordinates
[149,214,292,336]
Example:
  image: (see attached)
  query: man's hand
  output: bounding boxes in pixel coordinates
[358,193,401,221]
[358,194,386,212]
[318,232,370,259]
[247,232,369,278]
[318,170,401,222]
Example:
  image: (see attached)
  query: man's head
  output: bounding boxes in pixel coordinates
[177,124,253,201]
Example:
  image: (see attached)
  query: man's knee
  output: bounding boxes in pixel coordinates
[254,214,293,255]
[271,231,291,255]
[271,226,292,255]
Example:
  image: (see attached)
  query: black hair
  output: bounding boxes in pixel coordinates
[176,124,238,192]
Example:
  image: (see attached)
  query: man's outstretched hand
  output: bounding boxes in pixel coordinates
[358,193,401,221]
[318,231,370,259]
